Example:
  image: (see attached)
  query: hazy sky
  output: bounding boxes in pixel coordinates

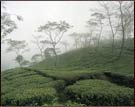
[1,1,100,70]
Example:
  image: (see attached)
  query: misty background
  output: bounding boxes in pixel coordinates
[1,1,100,70]
[1,1,133,71]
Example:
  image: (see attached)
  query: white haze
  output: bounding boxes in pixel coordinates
[1,1,103,71]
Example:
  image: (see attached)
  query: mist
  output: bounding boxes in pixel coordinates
[1,1,133,71]
[1,1,100,70]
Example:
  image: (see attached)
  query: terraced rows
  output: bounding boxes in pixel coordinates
[1,68,134,106]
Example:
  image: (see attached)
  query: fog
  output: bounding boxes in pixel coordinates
[1,1,101,70]
[2,1,133,71]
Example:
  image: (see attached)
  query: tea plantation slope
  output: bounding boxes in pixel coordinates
[32,38,134,76]
[1,68,66,106]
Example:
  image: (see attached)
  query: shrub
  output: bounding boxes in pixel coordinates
[43,80,66,90]
[65,79,134,106]
[2,87,57,106]
[104,72,134,88]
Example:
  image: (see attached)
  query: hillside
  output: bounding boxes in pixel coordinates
[1,38,134,106]
[32,38,134,75]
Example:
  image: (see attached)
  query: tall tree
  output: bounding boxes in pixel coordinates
[38,21,72,66]
[99,1,121,52]
[86,20,97,46]
[97,1,133,61]
[91,12,105,47]
[115,1,133,60]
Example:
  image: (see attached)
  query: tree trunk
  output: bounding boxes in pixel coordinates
[106,7,115,53]
[117,1,125,60]
[53,45,57,67]
[97,21,103,48]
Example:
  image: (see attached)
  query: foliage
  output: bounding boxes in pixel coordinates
[2,88,57,106]
[38,21,72,66]
[6,39,29,67]
[1,1,23,39]
[65,79,134,106]
[7,39,28,53]
[104,71,134,88]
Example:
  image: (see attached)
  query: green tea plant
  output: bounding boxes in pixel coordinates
[65,79,134,106]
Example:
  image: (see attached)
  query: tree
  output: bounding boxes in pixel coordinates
[31,54,42,65]
[15,55,29,67]
[15,55,24,67]
[32,35,45,60]
[86,20,97,46]
[97,1,134,60]
[99,1,121,52]
[91,12,105,47]
[6,39,29,67]
[116,1,133,60]
[60,41,69,52]
[38,21,72,66]
[1,2,23,41]
[69,32,81,49]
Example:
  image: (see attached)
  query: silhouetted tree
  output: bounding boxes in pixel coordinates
[38,21,72,66]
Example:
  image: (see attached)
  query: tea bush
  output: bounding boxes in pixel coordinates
[38,69,105,83]
[65,79,134,106]
[104,71,134,88]
[2,87,57,106]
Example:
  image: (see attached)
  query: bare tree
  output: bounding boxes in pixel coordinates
[99,1,121,52]
[38,21,72,66]
[115,1,134,60]
[91,12,105,47]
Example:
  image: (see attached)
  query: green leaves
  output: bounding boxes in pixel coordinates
[2,88,57,106]
[65,79,134,106]
[1,13,17,39]
[38,21,72,32]
[1,2,23,40]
